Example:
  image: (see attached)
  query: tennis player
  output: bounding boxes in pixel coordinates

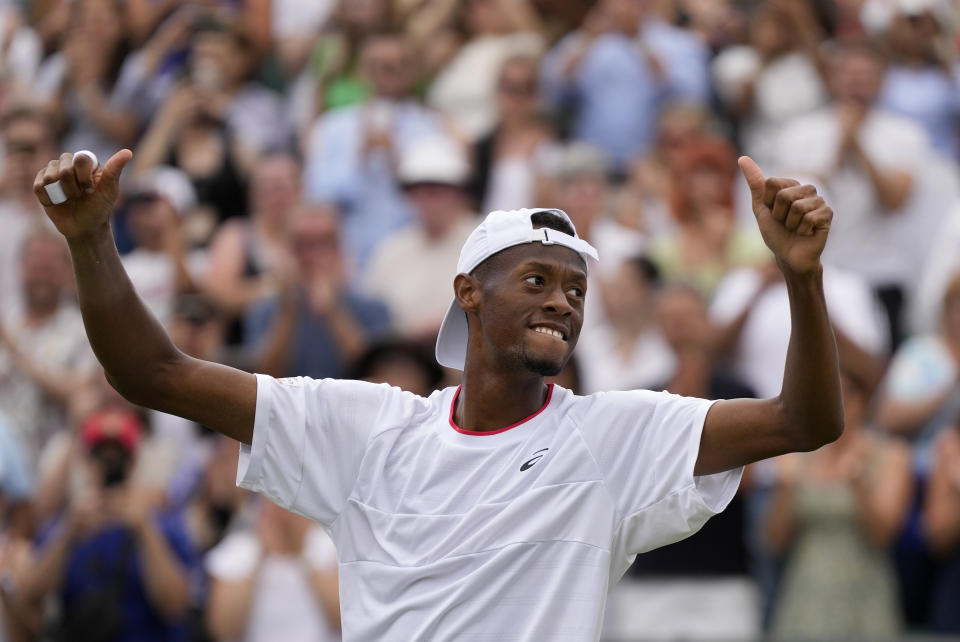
[35,149,841,640]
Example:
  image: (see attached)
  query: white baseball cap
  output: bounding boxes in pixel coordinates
[435,208,599,370]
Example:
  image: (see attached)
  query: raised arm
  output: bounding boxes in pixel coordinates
[694,157,843,476]
[33,151,256,444]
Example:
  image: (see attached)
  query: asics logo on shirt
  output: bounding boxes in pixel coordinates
[520,448,549,471]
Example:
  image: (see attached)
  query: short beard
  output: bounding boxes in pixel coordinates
[520,352,564,377]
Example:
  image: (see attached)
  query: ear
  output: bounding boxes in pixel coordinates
[453,273,482,314]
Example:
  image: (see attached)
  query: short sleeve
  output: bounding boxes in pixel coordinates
[237,375,424,526]
[578,390,742,558]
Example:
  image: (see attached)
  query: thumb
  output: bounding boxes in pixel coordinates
[98,149,133,194]
[738,155,765,206]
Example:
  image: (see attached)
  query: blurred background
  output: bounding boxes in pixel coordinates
[0,0,959,640]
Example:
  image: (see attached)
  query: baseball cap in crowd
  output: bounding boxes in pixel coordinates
[435,208,599,370]
[125,166,198,215]
[397,136,470,188]
[80,408,144,454]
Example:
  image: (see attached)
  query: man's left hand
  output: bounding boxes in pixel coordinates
[739,156,832,276]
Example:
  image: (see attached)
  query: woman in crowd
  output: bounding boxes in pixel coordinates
[471,55,555,213]
[766,370,912,640]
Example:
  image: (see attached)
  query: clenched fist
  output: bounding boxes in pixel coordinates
[739,156,832,276]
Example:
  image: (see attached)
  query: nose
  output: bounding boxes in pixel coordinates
[542,283,573,316]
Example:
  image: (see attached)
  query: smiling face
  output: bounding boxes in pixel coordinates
[460,243,587,377]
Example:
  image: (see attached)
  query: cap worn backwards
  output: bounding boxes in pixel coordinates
[435,208,599,371]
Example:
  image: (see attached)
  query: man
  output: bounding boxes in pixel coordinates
[34,149,842,641]
[302,31,444,269]
[246,204,391,380]
[120,167,199,322]
[22,406,195,642]
[772,39,946,347]
[0,230,97,464]
[541,0,709,172]
[363,135,478,338]
[0,104,59,316]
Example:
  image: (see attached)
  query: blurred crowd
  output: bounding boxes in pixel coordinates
[0,0,958,640]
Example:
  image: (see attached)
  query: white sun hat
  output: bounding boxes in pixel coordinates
[435,208,599,370]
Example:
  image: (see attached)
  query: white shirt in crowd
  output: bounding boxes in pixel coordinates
[237,375,741,641]
[362,215,477,336]
[773,107,933,287]
[206,524,340,642]
[0,305,96,463]
[710,266,887,399]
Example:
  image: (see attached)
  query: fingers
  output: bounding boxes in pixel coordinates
[772,184,817,225]
[738,156,765,205]
[73,151,97,193]
[762,177,801,211]
[57,152,83,200]
[796,206,833,237]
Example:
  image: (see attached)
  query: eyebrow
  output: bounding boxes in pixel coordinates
[520,260,587,281]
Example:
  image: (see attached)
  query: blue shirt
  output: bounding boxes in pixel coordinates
[541,21,709,170]
[39,512,197,642]
[880,64,960,159]
[302,100,443,269]
[245,291,392,379]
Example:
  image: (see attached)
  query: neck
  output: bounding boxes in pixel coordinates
[455,363,548,432]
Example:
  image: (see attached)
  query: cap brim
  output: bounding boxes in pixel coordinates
[435,298,469,370]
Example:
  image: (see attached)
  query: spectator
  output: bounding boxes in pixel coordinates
[363,135,477,338]
[22,407,196,642]
[0,230,97,464]
[649,135,768,297]
[712,0,828,167]
[206,499,340,642]
[134,16,290,224]
[33,0,141,161]
[120,166,199,323]
[605,284,758,642]
[925,418,960,633]
[877,271,960,474]
[541,0,710,172]
[422,0,545,141]
[0,411,36,642]
[204,152,303,346]
[772,39,932,346]
[765,371,912,640]
[303,31,444,269]
[472,54,556,213]
[878,0,960,159]
[577,256,675,394]
[0,104,59,316]
[710,261,887,401]
[246,204,391,379]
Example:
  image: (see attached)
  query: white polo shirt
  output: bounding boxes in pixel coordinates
[238,376,741,641]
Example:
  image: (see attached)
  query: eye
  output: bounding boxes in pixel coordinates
[524,275,544,286]
[567,286,584,298]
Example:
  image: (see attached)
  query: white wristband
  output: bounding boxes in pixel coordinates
[43,150,99,205]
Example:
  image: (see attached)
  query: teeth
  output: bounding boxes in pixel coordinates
[533,327,564,340]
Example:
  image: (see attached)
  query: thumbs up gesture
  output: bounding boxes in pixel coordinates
[33,149,133,242]
[738,156,832,276]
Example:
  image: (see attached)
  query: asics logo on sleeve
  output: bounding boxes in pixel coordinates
[520,448,549,471]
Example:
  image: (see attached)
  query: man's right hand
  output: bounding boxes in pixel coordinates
[33,149,133,242]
